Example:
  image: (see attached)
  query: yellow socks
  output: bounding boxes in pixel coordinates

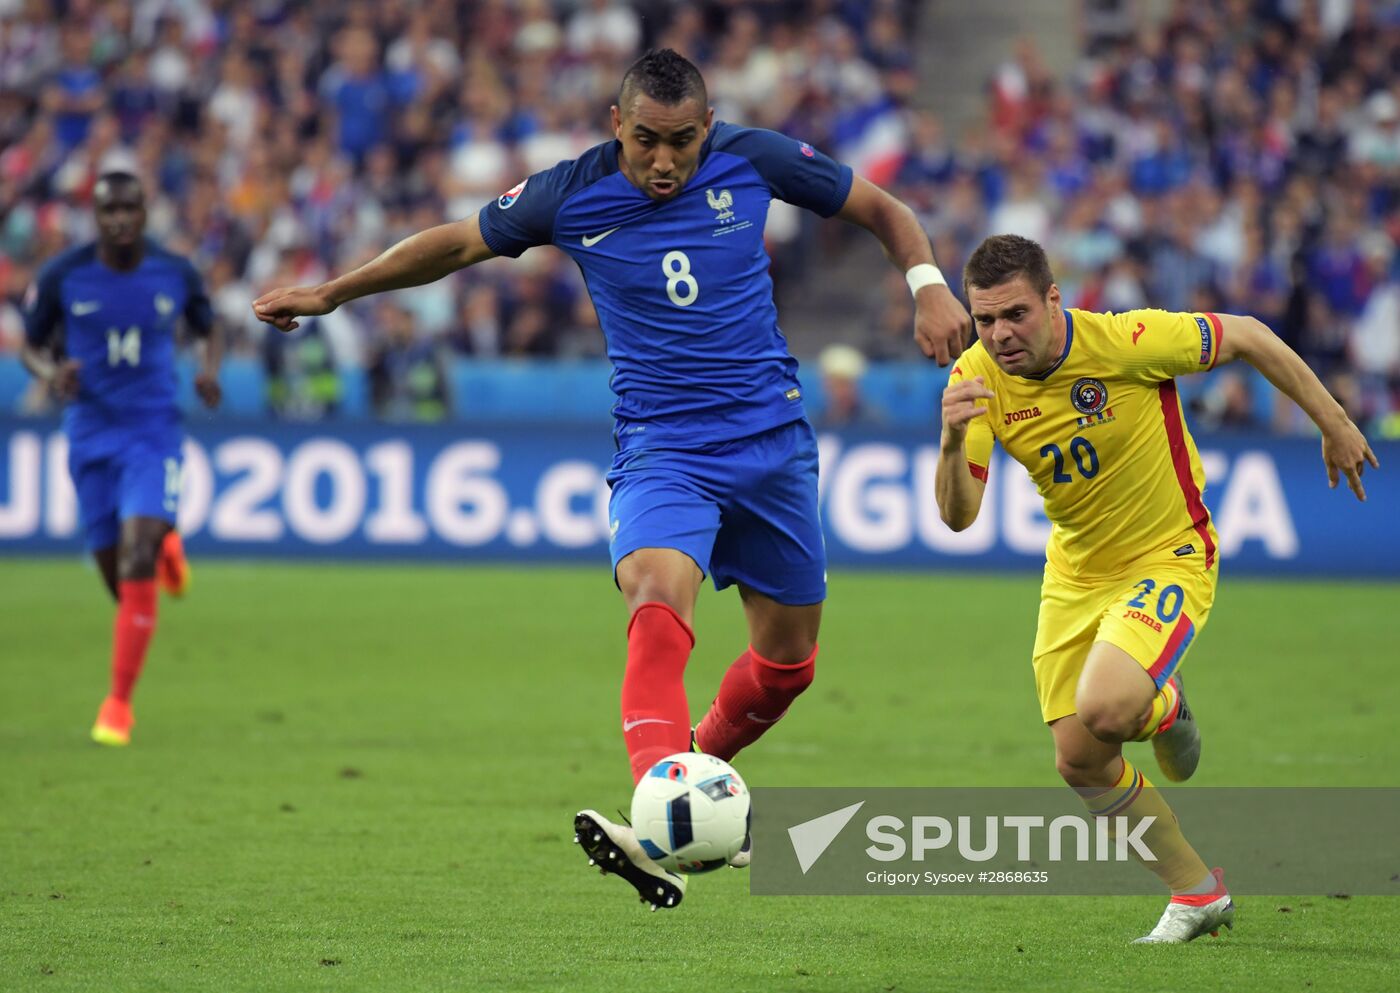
[1078,757,1208,893]
[1131,679,1179,742]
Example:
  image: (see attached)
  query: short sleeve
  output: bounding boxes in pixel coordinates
[22,262,65,348]
[946,357,995,481]
[1116,309,1222,383]
[477,168,566,259]
[712,125,854,217]
[180,257,213,337]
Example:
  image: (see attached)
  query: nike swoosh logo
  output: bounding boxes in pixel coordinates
[1133,322,1146,344]
[582,227,621,247]
[622,717,674,732]
[746,712,782,724]
[71,301,101,316]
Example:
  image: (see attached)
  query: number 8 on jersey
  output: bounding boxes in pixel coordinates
[663,251,698,307]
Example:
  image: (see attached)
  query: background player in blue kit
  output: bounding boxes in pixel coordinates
[253,50,970,908]
[22,172,223,746]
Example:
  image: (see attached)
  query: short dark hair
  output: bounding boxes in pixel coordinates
[963,234,1054,298]
[619,49,707,112]
[94,170,144,201]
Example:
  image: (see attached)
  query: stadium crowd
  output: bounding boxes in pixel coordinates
[899,0,1400,437]
[0,0,1397,435]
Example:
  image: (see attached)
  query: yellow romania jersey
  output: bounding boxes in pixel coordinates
[948,308,1222,581]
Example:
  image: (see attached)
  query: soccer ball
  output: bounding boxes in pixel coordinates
[631,752,750,874]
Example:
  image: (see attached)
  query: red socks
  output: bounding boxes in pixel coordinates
[620,601,819,778]
[695,644,816,761]
[111,579,158,702]
[621,602,695,784]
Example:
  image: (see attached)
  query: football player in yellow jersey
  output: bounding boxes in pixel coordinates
[935,234,1378,944]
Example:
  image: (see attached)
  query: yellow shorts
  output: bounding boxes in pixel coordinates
[1032,562,1217,723]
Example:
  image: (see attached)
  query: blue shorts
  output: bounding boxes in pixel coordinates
[607,419,826,606]
[69,433,182,551]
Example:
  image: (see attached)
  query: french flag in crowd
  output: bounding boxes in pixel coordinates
[832,96,908,188]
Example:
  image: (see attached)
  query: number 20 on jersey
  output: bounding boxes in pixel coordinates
[1040,437,1099,483]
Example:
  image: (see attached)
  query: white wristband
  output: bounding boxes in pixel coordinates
[906,263,947,297]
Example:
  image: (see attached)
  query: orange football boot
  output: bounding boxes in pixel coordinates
[91,695,134,746]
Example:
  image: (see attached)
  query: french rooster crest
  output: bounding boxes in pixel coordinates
[706,188,734,219]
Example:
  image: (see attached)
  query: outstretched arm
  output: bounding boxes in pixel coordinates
[1214,314,1379,500]
[252,215,497,332]
[836,176,969,366]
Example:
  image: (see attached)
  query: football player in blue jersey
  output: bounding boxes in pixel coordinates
[254,49,969,908]
[22,171,223,746]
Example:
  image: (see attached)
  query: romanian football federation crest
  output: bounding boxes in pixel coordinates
[1071,377,1116,427]
[1070,377,1108,415]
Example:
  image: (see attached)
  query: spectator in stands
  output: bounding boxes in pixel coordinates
[450,281,502,357]
[499,253,580,357]
[368,298,449,422]
[46,24,102,150]
[207,256,257,354]
[1349,232,1400,410]
[1296,86,1351,178]
[262,248,341,422]
[567,0,641,59]
[1349,91,1400,172]
[815,344,885,429]
[1308,212,1371,319]
[146,15,192,105]
[864,269,920,361]
[1191,367,1258,432]
[319,27,394,168]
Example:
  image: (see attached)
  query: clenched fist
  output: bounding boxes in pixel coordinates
[941,375,995,448]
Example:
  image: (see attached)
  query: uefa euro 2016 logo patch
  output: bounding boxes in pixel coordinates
[497,178,528,209]
[1070,377,1108,415]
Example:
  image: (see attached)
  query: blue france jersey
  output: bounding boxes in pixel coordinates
[24,239,211,445]
[478,122,853,448]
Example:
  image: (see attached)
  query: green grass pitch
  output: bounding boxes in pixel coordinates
[2,559,1398,992]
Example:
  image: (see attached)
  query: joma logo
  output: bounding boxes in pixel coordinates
[1004,407,1042,425]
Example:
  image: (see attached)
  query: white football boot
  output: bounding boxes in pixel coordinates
[1133,868,1235,944]
[1152,673,1201,782]
[573,809,686,910]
